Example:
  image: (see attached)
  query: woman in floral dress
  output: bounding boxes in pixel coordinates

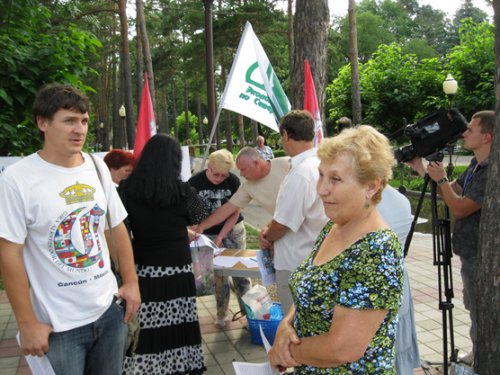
[268,126,404,374]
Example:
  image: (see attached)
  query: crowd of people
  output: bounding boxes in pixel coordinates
[0,82,491,374]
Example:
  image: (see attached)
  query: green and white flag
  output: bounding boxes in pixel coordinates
[219,21,291,132]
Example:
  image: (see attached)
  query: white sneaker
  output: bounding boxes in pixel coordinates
[214,313,228,329]
[214,319,226,329]
[458,351,474,366]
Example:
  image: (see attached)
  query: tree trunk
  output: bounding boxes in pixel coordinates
[136,0,156,110]
[224,111,233,152]
[165,88,170,135]
[95,42,110,151]
[220,47,233,151]
[202,0,216,149]
[197,94,203,146]
[287,0,294,105]
[250,120,259,145]
[158,90,168,134]
[292,0,329,122]
[172,82,178,139]
[135,17,143,114]
[348,0,362,124]
[112,54,122,148]
[118,0,135,148]
[184,79,190,141]
[238,114,245,147]
[475,2,500,372]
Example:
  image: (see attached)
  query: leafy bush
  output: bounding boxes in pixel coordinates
[391,163,467,192]
[0,0,101,155]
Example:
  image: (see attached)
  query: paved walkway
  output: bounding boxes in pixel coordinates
[0,232,473,374]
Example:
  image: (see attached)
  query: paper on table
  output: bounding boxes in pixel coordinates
[232,325,280,375]
[16,332,55,375]
[189,234,225,256]
[213,256,257,268]
[240,257,259,268]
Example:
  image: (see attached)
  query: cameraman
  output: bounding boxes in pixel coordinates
[407,110,494,366]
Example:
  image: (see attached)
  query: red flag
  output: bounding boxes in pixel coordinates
[133,72,157,161]
[303,60,324,145]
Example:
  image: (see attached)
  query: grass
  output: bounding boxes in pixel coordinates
[245,223,260,249]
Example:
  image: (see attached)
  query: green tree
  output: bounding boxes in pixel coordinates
[0,0,101,155]
[412,5,449,56]
[362,44,444,134]
[327,43,446,137]
[446,20,495,119]
[338,11,395,62]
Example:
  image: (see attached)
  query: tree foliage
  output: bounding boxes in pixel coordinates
[327,17,494,139]
[0,0,495,156]
[446,19,495,119]
[0,0,101,155]
[327,43,445,137]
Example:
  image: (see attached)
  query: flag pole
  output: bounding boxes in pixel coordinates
[199,106,223,171]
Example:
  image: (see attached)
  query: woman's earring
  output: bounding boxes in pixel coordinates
[365,194,371,208]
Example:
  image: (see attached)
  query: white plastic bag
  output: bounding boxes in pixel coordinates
[241,285,273,320]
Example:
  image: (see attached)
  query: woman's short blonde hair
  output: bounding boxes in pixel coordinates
[208,149,235,171]
[317,125,394,204]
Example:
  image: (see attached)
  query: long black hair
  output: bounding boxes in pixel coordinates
[123,134,187,207]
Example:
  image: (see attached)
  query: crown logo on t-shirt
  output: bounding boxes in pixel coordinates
[59,182,96,204]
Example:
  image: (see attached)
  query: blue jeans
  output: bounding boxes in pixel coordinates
[460,256,477,351]
[46,301,128,375]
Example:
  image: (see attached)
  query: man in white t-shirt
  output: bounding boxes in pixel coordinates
[0,84,140,374]
[260,110,328,312]
[378,187,421,374]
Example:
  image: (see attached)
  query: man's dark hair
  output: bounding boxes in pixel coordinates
[32,83,89,122]
[472,110,495,135]
[279,110,315,141]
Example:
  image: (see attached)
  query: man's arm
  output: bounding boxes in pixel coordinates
[214,209,241,247]
[407,158,479,219]
[195,202,239,233]
[426,162,481,219]
[259,220,289,249]
[105,223,141,322]
[0,238,52,357]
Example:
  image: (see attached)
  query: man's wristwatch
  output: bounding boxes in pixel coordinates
[436,176,449,186]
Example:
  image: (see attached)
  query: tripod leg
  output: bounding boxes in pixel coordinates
[403,174,430,257]
[429,180,457,371]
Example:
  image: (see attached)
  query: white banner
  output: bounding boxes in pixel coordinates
[219,21,291,133]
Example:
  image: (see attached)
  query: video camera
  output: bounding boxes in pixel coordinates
[394,108,468,163]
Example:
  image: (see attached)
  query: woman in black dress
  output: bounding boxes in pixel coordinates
[120,134,207,374]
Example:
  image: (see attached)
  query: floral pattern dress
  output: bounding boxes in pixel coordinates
[289,222,404,374]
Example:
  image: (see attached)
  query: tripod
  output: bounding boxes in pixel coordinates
[403,163,458,373]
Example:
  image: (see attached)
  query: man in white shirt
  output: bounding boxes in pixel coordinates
[260,110,328,312]
[378,187,421,374]
[0,84,140,374]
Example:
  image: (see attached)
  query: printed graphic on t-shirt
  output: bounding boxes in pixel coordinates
[198,188,232,212]
[50,182,106,271]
